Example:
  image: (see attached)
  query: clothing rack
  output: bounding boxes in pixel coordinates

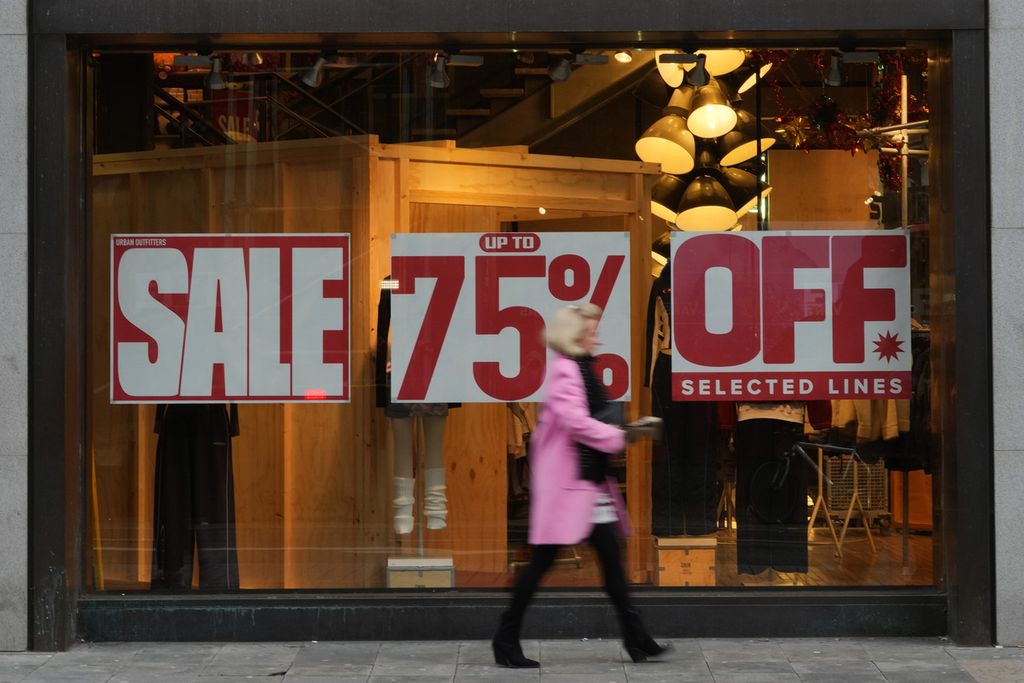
[796,442,877,555]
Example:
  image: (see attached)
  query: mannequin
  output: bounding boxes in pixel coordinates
[151,403,240,590]
[644,259,719,536]
[375,279,451,534]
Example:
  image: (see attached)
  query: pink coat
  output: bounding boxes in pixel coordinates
[528,353,631,545]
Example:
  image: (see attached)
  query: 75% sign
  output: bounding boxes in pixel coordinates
[389,232,632,403]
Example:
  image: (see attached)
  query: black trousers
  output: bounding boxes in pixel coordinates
[651,354,718,536]
[508,523,633,632]
[734,419,808,574]
[151,405,239,590]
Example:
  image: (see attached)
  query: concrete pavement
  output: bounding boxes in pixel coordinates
[1,637,1022,682]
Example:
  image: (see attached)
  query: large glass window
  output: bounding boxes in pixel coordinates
[87,44,938,592]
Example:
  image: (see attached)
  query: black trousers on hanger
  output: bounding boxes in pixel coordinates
[734,419,808,574]
[650,354,718,536]
[151,405,239,590]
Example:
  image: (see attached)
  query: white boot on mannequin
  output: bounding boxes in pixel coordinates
[424,468,448,530]
[421,415,448,530]
[391,417,415,535]
[393,476,415,535]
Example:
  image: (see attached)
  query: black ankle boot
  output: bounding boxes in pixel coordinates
[492,611,539,668]
[621,610,673,663]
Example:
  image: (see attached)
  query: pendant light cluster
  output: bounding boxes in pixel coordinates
[635,49,776,232]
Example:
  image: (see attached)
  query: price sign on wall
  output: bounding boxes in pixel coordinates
[111,233,350,403]
[390,232,631,403]
[671,230,911,401]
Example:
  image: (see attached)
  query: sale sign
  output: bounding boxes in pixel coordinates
[390,232,631,403]
[671,230,911,401]
[111,233,350,403]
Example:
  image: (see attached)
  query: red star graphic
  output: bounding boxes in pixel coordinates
[873,331,904,363]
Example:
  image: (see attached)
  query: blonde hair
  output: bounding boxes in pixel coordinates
[545,303,603,357]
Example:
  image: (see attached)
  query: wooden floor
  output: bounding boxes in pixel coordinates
[462,527,934,589]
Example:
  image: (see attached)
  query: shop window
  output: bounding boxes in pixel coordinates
[87,46,938,592]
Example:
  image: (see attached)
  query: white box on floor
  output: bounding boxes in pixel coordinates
[386,556,455,589]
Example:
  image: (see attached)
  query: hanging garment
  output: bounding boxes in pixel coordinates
[734,418,808,574]
[650,353,719,536]
[151,404,240,590]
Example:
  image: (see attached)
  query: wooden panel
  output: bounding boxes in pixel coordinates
[409,161,633,202]
[281,156,380,588]
[374,141,658,176]
[891,471,934,529]
[409,203,499,233]
[89,174,144,589]
[209,164,282,231]
[442,405,509,579]
[626,174,655,584]
[515,215,628,232]
[768,149,881,230]
[353,155,391,587]
[93,135,379,176]
[138,170,206,232]
[404,203,505,578]
[207,163,288,588]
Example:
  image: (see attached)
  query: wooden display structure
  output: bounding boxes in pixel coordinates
[88,135,659,590]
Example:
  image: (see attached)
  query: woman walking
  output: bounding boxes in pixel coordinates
[492,304,670,668]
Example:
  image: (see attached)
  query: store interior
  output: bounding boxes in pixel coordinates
[86,45,937,592]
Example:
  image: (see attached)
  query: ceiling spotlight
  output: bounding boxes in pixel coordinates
[652,231,673,259]
[548,56,572,81]
[686,80,738,139]
[675,175,738,232]
[685,53,710,87]
[826,54,843,87]
[663,86,694,115]
[656,50,694,88]
[696,49,746,77]
[718,109,777,166]
[719,168,771,217]
[730,62,773,95]
[207,57,226,90]
[651,174,688,222]
[301,55,327,88]
[429,52,450,88]
[635,115,696,174]
[614,50,633,64]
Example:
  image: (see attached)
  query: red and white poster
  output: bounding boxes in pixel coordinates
[111,233,350,403]
[390,232,631,403]
[670,230,911,401]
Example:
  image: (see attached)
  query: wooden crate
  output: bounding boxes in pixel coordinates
[654,536,716,587]
[386,556,455,589]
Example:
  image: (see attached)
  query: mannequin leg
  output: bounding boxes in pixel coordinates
[391,417,415,534]
[422,414,448,530]
[193,405,239,590]
[151,406,195,590]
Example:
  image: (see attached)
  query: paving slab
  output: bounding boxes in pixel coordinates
[0,639,1004,683]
